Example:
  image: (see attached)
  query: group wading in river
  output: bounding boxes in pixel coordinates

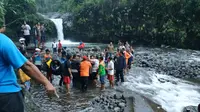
[21,39,135,94]
[18,32,135,94]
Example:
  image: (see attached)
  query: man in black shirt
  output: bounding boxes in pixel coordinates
[63,54,73,94]
[71,54,80,87]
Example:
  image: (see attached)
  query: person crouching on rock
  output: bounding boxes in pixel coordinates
[98,57,106,91]
[80,56,92,92]
[63,54,73,95]
[106,57,114,88]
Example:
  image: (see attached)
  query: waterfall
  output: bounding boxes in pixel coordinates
[50,18,64,41]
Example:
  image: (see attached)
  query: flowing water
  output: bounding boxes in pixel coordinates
[26,18,200,112]
[50,18,64,41]
[122,67,200,112]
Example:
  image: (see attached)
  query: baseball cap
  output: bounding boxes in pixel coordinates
[82,56,88,60]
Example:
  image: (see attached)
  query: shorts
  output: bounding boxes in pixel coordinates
[0,92,24,112]
[100,75,106,84]
[64,76,71,84]
[90,72,97,80]
[108,75,114,81]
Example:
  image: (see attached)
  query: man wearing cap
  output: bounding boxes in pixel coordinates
[0,24,55,112]
[79,56,92,92]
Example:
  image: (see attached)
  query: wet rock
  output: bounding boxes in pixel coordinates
[114,107,120,112]
[182,106,198,112]
[121,95,125,100]
[118,103,126,108]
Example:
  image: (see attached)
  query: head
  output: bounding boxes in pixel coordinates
[99,56,104,62]
[35,48,41,52]
[45,49,50,54]
[24,21,26,25]
[90,55,95,59]
[82,56,88,60]
[67,54,73,61]
[0,25,6,33]
[119,51,124,56]
[108,57,112,62]
[73,54,77,59]
[59,40,61,43]
[110,42,113,45]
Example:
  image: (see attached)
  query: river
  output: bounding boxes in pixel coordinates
[23,42,200,112]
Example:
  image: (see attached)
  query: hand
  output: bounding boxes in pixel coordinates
[70,75,73,79]
[44,82,56,97]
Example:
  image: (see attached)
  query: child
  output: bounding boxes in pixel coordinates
[98,57,106,91]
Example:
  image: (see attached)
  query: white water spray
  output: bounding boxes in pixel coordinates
[123,68,200,112]
[50,18,64,41]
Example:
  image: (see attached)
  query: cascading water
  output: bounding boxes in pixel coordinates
[122,67,200,112]
[50,18,64,41]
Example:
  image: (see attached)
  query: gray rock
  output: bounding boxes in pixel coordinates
[114,107,120,112]
[118,103,126,108]
[182,106,198,112]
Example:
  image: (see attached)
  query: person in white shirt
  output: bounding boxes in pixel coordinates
[106,57,114,88]
[21,21,31,46]
[90,55,99,86]
[52,40,57,53]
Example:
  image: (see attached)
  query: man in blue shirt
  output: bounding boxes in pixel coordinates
[115,51,126,83]
[0,25,56,112]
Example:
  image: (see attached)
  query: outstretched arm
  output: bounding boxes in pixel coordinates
[21,61,55,94]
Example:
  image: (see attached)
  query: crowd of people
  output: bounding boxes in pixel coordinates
[19,39,134,95]
[21,21,46,48]
[0,23,55,112]
[1,23,200,112]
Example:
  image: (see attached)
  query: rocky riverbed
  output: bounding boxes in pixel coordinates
[134,47,200,79]
[20,42,200,112]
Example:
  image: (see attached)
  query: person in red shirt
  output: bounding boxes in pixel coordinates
[58,40,62,53]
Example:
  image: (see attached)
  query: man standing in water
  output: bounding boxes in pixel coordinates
[52,40,57,54]
[107,57,114,88]
[58,40,62,53]
[21,21,31,46]
[90,55,99,87]
[80,56,92,92]
[40,24,46,47]
[107,42,114,57]
[63,54,73,94]
[0,24,55,112]
[115,51,126,84]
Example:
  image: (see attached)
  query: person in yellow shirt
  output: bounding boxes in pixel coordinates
[18,69,31,91]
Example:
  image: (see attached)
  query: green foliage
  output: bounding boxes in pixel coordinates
[0,0,56,40]
[60,0,200,49]
[35,0,62,13]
